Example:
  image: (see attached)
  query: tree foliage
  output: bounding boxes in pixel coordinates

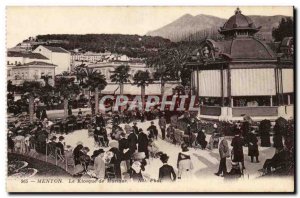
[110,65,131,84]
[272,17,294,42]
[133,70,153,87]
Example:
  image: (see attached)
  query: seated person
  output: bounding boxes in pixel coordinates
[262,147,291,174]
[224,161,242,179]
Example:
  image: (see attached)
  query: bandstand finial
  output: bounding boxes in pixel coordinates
[235,7,241,15]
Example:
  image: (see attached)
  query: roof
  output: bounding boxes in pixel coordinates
[219,8,261,35]
[23,61,57,66]
[217,37,276,60]
[7,51,48,60]
[41,46,69,53]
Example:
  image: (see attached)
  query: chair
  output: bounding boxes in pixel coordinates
[53,125,60,133]
[67,123,74,132]
[65,150,75,172]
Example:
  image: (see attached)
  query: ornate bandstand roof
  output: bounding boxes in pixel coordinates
[219,7,261,37]
[188,8,277,65]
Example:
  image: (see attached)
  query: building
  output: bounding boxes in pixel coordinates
[7,51,52,82]
[187,8,294,121]
[88,60,152,82]
[10,61,56,86]
[33,45,71,74]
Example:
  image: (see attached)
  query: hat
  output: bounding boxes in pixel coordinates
[83,147,90,152]
[181,143,189,151]
[59,136,65,141]
[50,136,57,141]
[91,149,105,158]
[160,153,169,163]
[138,128,143,132]
[133,122,137,125]
[151,121,154,124]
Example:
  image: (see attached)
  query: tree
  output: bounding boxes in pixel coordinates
[7,80,15,93]
[55,77,81,118]
[146,45,194,92]
[272,17,294,42]
[85,71,107,114]
[110,65,131,95]
[73,65,107,114]
[146,48,178,96]
[133,70,153,109]
[21,81,42,123]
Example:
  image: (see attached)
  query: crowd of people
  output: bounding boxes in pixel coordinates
[8,103,295,182]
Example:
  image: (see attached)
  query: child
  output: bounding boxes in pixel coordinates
[158,153,176,182]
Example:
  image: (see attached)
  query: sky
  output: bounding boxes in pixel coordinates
[6,6,293,48]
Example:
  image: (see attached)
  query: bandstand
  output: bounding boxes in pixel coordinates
[187,8,294,121]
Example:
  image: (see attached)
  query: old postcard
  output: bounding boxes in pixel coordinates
[6,6,295,192]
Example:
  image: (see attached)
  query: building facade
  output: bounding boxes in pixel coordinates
[10,61,56,86]
[188,8,294,121]
[33,45,71,75]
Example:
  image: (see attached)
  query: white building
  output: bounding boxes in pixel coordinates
[10,61,56,86]
[88,60,153,82]
[33,45,71,75]
[7,51,52,82]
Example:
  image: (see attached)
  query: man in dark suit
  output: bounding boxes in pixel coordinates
[132,122,139,134]
[96,113,105,127]
[147,121,158,140]
[127,130,138,155]
[119,133,129,158]
[137,128,149,159]
[231,132,245,169]
[159,153,176,182]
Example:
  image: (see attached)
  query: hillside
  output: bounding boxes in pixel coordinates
[34,34,175,58]
[147,14,290,42]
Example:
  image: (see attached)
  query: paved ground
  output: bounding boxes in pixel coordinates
[61,119,276,181]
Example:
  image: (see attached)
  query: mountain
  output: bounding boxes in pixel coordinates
[147,14,226,42]
[146,14,290,42]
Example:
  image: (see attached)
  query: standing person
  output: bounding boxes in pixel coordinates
[215,134,230,176]
[109,145,122,179]
[95,113,105,127]
[248,128,259,163]
[68,106,72,116]
[78,109,83,116]
[196,129,207,149]
[118,133,130,173]
[138,129,149,159]
[41,109,48,121]
[147,121,158,140]
[177,143,193,180]
[127,129,138,155]
[36,108,41,120]
[93,149,106,179]
[132,122,139,134]
[158,115,167,140]
[166,125,176,144]
[56,136,65,156]
[231,132,245,170]
[158,153,176,182]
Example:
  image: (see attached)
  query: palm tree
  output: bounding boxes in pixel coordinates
[85,71,107,114]
[110,65,131,95]
[133,70,153,109]
[21,81,42,123]
[55,77,81,118]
